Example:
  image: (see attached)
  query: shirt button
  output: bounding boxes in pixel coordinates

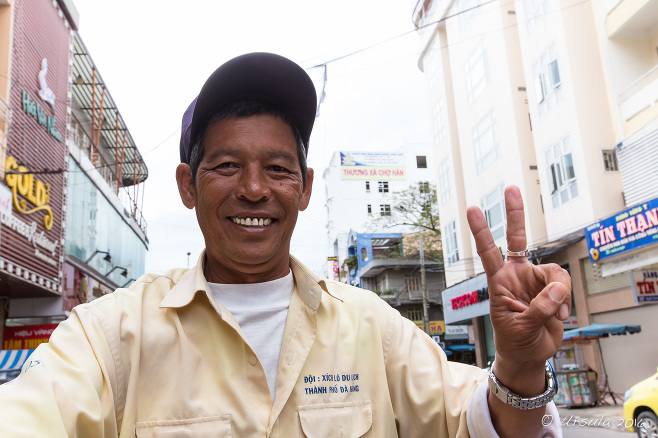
[249,355,257,366]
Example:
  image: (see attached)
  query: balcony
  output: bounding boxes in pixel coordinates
[620,64,658,135]
[606,0,658,38]
[69,117,148,237]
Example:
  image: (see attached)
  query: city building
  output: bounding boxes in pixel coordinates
[0,0,148,381]
[413,0,658,388]
[323,146,435,279]
[323,147,462,355]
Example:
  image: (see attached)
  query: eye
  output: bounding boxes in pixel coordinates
[268,165,289,173]
[215,162,237,169]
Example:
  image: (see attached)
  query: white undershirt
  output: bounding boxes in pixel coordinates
[208,271,294,402]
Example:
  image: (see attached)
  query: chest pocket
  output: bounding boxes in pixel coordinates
[298,401,372,438]
[135,415,231,437]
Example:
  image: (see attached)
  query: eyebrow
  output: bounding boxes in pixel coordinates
[204,148,298,165]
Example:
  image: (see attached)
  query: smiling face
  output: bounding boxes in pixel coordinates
[176,114,313,284]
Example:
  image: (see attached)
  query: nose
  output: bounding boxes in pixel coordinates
[236,165,271,202]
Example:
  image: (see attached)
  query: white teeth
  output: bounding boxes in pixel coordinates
[232,217,272,227]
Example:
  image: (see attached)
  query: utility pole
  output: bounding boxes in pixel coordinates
[418,225,430,335]
[394,204,430,335]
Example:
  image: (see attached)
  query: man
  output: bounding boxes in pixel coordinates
[0,53,570,437]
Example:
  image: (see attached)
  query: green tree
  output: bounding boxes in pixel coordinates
[372,181,443,263]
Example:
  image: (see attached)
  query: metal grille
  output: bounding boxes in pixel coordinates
[617,121,658,206]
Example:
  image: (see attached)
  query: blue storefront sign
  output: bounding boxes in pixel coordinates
[584,197,658,262]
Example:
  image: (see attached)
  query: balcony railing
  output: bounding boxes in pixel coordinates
[0,95,9,125]
[70,119,148,237]
[619,64,658,126]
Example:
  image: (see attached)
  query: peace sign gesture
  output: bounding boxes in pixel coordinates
[467,186,571,396]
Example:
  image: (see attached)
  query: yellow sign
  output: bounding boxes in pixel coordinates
[415,320,445,335]
[4,156,53,229]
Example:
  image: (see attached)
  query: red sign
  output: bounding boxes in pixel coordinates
[451,287,489,310]
[2,324,58,350]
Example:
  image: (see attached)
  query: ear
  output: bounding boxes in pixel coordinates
[176,163,196,209]
[299,168,314,212]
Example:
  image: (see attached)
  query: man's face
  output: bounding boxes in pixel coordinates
[179,114,313,283]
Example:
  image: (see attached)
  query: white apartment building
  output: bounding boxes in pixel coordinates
[415,0,658,392]
[323,146,435,279]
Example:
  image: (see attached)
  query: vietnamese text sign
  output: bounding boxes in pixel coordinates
[340,152,406,180]
[631,269,658,303]
[585,197,658,262]
[415,320,445,335]
[2,324,58,350]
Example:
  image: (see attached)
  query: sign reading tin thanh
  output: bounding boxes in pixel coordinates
[584,197,658,262]
[630,269,658,303]
[340,152,406,180]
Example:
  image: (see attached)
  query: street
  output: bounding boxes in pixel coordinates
[562,425,630,437]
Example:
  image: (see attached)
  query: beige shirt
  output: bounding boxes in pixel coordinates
[0,252,497,437]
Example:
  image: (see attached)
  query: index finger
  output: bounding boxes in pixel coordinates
[505,185,527,255]
[467,205,504,276]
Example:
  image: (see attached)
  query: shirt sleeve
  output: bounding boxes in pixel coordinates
[466,380,563,438]
[381,301,488,438]
[0,306,119,437]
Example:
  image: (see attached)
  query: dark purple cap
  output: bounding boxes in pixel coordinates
[180,52,317,164]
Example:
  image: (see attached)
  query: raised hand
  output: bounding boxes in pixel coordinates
[466,185,571,379]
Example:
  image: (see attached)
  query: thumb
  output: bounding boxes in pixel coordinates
[527,282,571,324]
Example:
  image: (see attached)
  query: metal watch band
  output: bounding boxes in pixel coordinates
[488,361,558,410]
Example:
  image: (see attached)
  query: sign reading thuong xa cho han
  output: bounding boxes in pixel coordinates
[584,197,658,263]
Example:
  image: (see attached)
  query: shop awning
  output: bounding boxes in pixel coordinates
[71,33,148,187]
[446,344,475,352]
[0,349,35,372]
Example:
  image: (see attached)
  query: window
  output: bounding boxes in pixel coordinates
[459,0,482,37]
[433,98,447,144]
[425,38,441,87]
[380,204,391,216]
[438,158,454,204]
[378,181,389,193]
[465,41,490,104]
[602,149,618,172]
[481,185,506,242]
[405,277,421,292]
[545,136,578,208]
[473,110,500,173]
[524,0,547,33]
[419,181,430,193]
[533,45,562,116]
[416,156,427,168]
[407,306,423,322]
[365,181,370,192]
[367,204,372,215]
[444,220,459,265]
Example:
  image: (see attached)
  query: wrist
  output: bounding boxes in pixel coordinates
[489,360,557,410]
[492,357,547,397]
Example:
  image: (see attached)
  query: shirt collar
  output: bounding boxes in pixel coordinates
[159,251,343,312]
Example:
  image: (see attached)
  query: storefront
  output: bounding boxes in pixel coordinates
[0,0,70,300]
[582,197,658,393]
[441,273,494,367]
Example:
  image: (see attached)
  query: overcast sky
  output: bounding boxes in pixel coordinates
[71,0,434,275]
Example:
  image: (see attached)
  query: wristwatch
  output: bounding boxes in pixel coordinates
[488,360,558,410]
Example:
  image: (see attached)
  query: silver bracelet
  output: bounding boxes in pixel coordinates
[488,360,558,410]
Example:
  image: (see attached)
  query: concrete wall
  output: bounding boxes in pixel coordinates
[593,304,658,393]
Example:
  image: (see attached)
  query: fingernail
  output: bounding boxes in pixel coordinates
[558,303,569,320]
[548,285,566,302]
